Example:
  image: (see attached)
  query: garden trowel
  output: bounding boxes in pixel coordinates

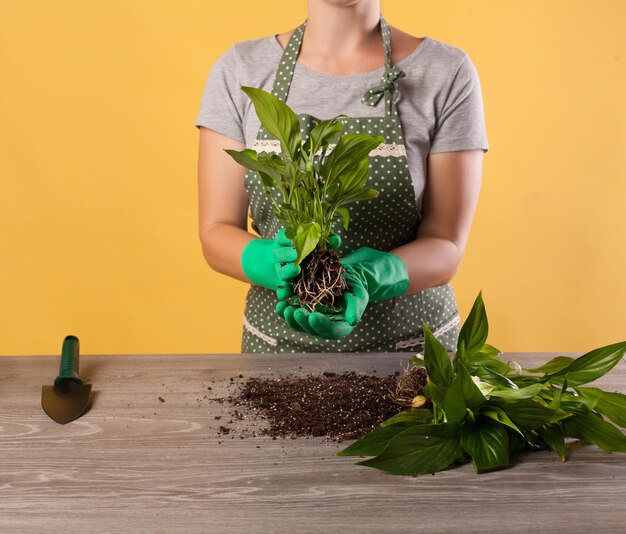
[41,335,92,424]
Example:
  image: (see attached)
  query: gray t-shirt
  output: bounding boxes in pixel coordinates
[194,32,489,213]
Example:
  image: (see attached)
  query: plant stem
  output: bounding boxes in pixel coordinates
[314,153,334,246]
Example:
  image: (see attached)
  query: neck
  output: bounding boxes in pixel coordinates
[304,0,382,59]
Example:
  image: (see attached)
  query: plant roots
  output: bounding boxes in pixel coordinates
[293,248,350,313]
[388,362,431,409]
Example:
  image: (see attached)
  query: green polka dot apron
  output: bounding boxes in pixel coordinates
[241,14,461,354]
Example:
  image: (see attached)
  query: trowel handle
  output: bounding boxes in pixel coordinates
[54,335,84,387]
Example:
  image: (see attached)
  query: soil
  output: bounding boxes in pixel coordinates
[293,247,351,313]
[210,366,431,443]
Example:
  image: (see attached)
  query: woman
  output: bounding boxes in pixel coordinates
[195,0,489,353]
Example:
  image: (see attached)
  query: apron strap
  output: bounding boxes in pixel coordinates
[270,13,403,118]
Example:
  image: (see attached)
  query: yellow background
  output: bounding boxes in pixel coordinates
[1,0,625,356]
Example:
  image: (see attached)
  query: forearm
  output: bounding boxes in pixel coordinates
[390,236,462,294]
[200,223,256,284]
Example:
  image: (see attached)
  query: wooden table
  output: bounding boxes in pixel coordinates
[2,352,626,533]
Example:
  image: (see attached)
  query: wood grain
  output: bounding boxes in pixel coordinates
[1,352,626,533]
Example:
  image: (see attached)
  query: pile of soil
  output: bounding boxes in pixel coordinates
[212,366,430,443]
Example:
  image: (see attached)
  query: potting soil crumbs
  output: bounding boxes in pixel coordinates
[208,368,429,443]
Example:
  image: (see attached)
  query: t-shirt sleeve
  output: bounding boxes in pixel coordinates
[429,53,489,154]
[194,44,245,144]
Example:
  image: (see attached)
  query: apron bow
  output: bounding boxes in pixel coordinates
[361,64,407,107]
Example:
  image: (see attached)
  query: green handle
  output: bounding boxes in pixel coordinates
[54,335,83,387]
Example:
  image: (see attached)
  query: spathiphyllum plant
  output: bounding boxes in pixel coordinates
[224,85,384,312]
[336,290,626,475]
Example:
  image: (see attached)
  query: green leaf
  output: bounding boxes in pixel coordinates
[474,366,520,389]
[441,380,467,424]
[458,363,488,409]
[240,86,302,160]
[468,375,497,397]
[292,222,321,266]
[460,416,510,474]
[479,405,524,437]
[558,394,593,416]
[338,187,379,205]
[410,354,426,368]
[320,133,385,187]
[568,387,601,410]
[336,157,370,198]
[423,377,447,406]
[355,423,464,475]
[478,344,504,358]
[284,226,297,240]
[267,152,287,172]
[491,397,558,429]
[562,412,626,452]
[462,352,513,376]
[335,421,420,457]
[380,408,433,428]
[442,364,486,425]
[543,341,626,386]
[537,422,566,461]
[223,148,281,183]
[324,179,340,202]
[443,361,486,423]
[257,171,275,189]
[335,207,350,230]
[509,375,548,388]
[488,383,547,400]
[509,430,527,457]
[522,355,575,374]
[308,115,347,157]
[454,338,467,372]
[222,147,260,170]
[547,375,568,410]
[547,409,578,424]
[281,160,296,195]
[423,322,454,387]
[576,386,626,428]
[520,427,550,451]
[457,290,488,358]
[558,390,599,409]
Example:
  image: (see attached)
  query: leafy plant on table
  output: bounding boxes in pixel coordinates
[336,290,626,475]
[224,85,384,313]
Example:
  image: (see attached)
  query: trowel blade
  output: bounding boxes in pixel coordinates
[41,383,92,424]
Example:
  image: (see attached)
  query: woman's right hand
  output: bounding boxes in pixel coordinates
[241,228,302,290]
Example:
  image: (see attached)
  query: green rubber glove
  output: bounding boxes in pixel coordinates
[341,246,410,305]
[276,246,410,339]
[241,228,301,290]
